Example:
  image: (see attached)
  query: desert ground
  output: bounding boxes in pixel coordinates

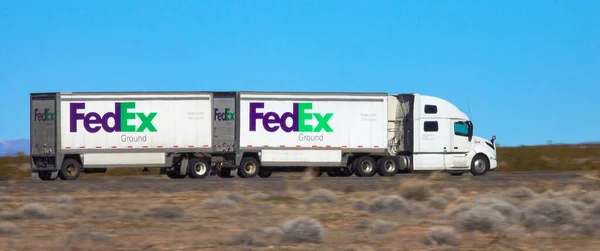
[1,171,600,251]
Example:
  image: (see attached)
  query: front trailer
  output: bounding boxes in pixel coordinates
[30,91,223,180]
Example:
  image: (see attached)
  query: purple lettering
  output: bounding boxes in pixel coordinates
[84,113,102,133]
[263,112,280,132]
[280,103,299,132]
[69,102,123,133]
[249,102,301,133]
[102,103,121,132]
[70,103,86,132]
[249,103,264,131]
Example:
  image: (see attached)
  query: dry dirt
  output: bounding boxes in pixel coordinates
[1,171,600,251]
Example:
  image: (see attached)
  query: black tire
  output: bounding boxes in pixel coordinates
[217,168,233,178]
[39,171,57,181]
[470,154,489,176]
[354,156,377,177]
[166,169,186,179]
[237,157,259,178]
[59,159,82,180]
[187,158,210,179]
[337,163,354,177]
[258,171,272,178]
[376,157,398,177]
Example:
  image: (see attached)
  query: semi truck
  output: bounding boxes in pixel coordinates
[29,91,498,181]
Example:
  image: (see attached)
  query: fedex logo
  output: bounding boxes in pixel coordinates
[70,102,158,133]
[249,102,333,133]
[34,108,55,122]
[214,108,234,121]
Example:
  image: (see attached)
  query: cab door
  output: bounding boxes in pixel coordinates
[415,119,451,170]
[450,120,472,168]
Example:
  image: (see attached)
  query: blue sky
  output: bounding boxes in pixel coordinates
[1,0,598,146]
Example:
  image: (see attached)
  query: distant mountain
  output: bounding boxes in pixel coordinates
[0,139,29,156]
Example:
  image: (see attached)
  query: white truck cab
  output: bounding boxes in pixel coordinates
[388,93,497,176]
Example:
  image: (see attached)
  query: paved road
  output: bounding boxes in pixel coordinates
[1,171,598,194]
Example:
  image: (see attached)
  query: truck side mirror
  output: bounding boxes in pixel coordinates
[466,121,473,141]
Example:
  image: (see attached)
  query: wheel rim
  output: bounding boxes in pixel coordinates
[66,164,77,176]
[361,160,373,173]
[474,159,486,173]
[384,160,395,173]
[194,162,207,175]
[244,162,256,174]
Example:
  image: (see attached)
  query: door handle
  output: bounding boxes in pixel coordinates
[454,147,458,149]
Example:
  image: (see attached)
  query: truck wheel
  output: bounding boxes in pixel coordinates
[470,154,489,176]
[39,171,57,181]
[238,157,259,178]
[188,158,210,179]
[376,157,398,176]
[166,170,186,179]
[354,156,377,177]
[59,159,82,180]
[258,171,272,178]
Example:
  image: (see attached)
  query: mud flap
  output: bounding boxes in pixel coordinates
[180,157,189,176]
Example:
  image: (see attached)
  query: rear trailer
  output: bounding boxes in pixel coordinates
[232,92,393,178]
[30,92,215,180]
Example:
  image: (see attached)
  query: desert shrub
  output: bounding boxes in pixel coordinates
[256,203,274,211]
[203,197,237,209]
[445,196,520,223]
[263,227,283,238]
[305,189,336,204]
[566,201,588,212]
[227,192,249,203]
[368,195,411,215]
[501,187,537,200]
[354,220,372,230]
[145,206,183,218]
[409,202,432,218]
[442,188,461,201]
[279,216,324,244]
[70,232,110,243]
[226,233,264,246]
[455,196,470,204]
[56,195,75,204]
[353,199,368,211]
[0,222,18,235]
[424,226,461,246]
[579,191,600,205]
[343,184,357,194]
[428,196,448,210]
[399,180,432,201]
[18,203,50,219]
[588,202,600,217]
[559,223,596,236]
[249,192,270,200]
[523,198,581,226]
[371,219,399,234]
[472,197,522,222]
[454,204,507,233]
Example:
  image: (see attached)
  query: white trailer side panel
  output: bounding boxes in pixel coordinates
[239,93,388,149]
[59,93,213,151]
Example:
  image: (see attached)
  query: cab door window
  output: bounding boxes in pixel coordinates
[454,121,469,136]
